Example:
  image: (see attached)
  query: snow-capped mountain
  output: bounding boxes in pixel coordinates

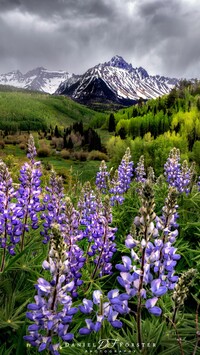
[56,55,179,107]
[0,56,179,107]
[0,67,71,94]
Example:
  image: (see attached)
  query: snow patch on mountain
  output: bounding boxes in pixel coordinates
[0,67,71,94]
[56,55,179,105]
[0,56,179,106]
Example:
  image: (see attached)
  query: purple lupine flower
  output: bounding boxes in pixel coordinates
[59,198,85,297]
[164,148,196,194]
[0,160,18,269]
[155,187,180,290]
[135,155,146,183]
[116,182,180,316]
[109,148,134,205]
[91,196,117,277]
[177,160,191,194]
[198,176,200,191]
[79,299,93,314]
[42,196,85,298]
[42,173,85,297]
[117,147,134,193]
[96,160,110,193]
[14,135,42,251]
[41,171,65,243]
[109,170,125,205]
[24,225,78,354]
[78,182,100,233]
[79,289,129,334]
[164,148,181,188]
[78,184,117,278]
[145,297,162,316]
[177,160,196,194]
[26,134,37,162]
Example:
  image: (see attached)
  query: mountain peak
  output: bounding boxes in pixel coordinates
[106,55,133,71]
[0,67,71,94]
[136,66,149,79]
[25,67,46,77]
[57,58,179,108]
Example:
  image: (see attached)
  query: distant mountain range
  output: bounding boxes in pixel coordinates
[0,56,179,107]
[0,67,71,94]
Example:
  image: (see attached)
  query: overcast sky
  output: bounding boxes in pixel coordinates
[0,0,199,78]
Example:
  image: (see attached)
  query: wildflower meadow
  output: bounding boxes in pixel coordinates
[0,135,200,355]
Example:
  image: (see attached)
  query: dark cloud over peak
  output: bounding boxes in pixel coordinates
[138,0,180,17]
[0,0,199,79]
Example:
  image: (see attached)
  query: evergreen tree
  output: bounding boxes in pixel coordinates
[84,128,102,151]
[73,121,83,135]
[108,113,116,132]
[54,125,60,138]
[197,98,200,111]
[132,106,138,117]
[118,127,126,139]
[66,136,73,149]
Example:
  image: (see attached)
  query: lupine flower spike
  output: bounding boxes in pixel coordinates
[117,147,134,193]
[172,268,197,323]
[16,135,42,251]
[79,289,130,334]
[0,160,16,270]
[116,181,180,348]
[41,171,65,243]
[109,148,133,205]
[24,225,78,354]
[164,148,195,194]
[135,155,146,183]
[61,197,85,297]
[147,166,155,183]
[78,184,117,279]
[96,160,110,193]
[164,148,181,188]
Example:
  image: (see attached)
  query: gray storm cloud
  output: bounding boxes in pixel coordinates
[0,0,199,78]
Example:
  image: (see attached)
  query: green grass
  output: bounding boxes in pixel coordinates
[0,142,105,186]
[40,156,102,184]
[96,128,114,145]
[0,89,107,130]
[1,144,25,157]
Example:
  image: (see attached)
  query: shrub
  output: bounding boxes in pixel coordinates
[19,143,26,150]
[4,135,19,145]
[0,140,5,149]
[87,150,109,161]
[18,135,28,144]
[42,161,52,171]
[37,146,51,157]
[61,149,70,160]
[71,151,88,161]
[3,154,16,168]
[51,137,63,151]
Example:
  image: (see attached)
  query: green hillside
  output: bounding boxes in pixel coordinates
[0,87,107,131]
[105,80,200,174]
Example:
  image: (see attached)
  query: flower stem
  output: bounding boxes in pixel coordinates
[1,188,9,272]
[172,306,178,324]
[168,317,184,355]
[20,211,28,252]
[192,303,199,355]
[0,247,6,272]
[84,224,107,293]
[136,232,146,350]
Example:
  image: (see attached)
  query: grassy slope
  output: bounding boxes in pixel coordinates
[0,87,113,185]
[0,88,107,128]
[0,143,104,185]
